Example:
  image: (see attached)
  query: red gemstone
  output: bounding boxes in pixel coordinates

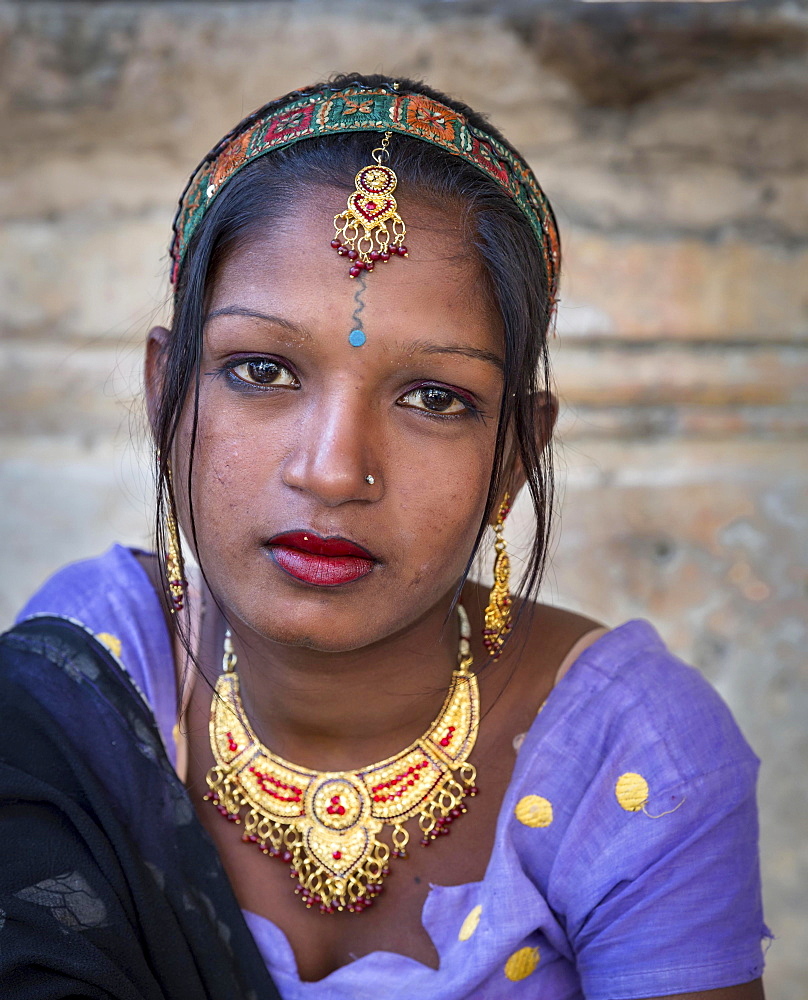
[330,239,341,249]
[347,249,359,260]
[282,851,293,863]
[336,805,345,815]
[331,795,341,804]
[381,251,391,262]
[367,202,377,211]
[370,250,381,261]
[332,851,342,860]
[338,246,348,255]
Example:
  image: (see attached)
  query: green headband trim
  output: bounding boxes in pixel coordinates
[169,84,560,298]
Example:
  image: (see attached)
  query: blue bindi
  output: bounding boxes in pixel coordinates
[348,329,366,347]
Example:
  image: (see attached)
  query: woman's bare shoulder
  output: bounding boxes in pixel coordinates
[464,580,605,670]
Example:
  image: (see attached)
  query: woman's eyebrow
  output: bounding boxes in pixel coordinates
[205,305,309,338]
[400,338,505,373]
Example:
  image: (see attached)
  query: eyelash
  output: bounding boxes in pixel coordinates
[213,358,481,420]
[218,357,300,391]
[398,383,481,421]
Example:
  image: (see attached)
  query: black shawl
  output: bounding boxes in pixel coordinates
[0,615,281,999]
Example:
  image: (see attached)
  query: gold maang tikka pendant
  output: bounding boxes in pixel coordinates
[204,607,479,915]
[330,131,408,278]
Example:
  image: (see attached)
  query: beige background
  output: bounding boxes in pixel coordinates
[1,1,806,995]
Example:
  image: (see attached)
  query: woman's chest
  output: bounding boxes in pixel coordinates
[183,696,520,982]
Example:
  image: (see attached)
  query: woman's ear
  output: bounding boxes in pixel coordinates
[495,391,558,516]
[144,326,170,435]
[535,390,559,453]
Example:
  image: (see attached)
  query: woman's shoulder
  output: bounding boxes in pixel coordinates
[15,545,178,760]
[502,618,767,994]
[509,613,759,829]
[18,544,161,628]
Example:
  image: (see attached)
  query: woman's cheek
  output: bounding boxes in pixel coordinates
[394,472,487,590]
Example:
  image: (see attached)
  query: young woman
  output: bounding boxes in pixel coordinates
[1,74,767,999]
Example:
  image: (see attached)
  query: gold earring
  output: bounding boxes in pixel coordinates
[483,493,512,658]
[163,460,186,613]
[165,501,186,613]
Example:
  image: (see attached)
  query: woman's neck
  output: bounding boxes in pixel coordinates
[204,594,465,772]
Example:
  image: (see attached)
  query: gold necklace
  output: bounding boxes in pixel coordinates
[205,606,479,914]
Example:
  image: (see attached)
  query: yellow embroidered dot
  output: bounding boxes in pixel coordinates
[504,945,540,981]
[95,632,122,658]
[458,904,483,942]
[615,772,650,812]
[514,794,553,828]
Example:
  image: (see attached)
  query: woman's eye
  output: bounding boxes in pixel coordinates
[229,359,299,388]
[398,386,469,415]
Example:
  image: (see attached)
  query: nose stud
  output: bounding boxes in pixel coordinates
[365,475,375,485]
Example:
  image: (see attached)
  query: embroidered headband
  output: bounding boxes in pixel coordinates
[169,82,560,300]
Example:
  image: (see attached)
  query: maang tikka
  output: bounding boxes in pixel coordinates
[331,131,408,278]
[483,493,513,658]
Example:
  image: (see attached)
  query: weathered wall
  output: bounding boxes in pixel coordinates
[1,1,806,993]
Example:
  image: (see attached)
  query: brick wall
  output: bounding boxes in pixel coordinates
[1,2,806,993]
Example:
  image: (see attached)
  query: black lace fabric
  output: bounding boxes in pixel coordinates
[0,616,280,999]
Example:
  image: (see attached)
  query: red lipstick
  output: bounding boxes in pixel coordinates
[266,531,376,587]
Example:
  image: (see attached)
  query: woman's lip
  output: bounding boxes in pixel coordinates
[266,531,376,587]
[268,547,374,587]
[267,531,375,560]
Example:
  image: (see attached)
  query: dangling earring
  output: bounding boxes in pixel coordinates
[483,493,512,658]
[165,501,186,613]
[164,463,186,613]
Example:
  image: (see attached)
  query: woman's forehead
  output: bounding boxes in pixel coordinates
[204,192,502,359]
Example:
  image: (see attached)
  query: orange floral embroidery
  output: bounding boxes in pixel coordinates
[210,127,255,190]
[341,98,374,116]
[405,96,458,143]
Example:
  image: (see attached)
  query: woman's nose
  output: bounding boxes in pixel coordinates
[281,392,380,506]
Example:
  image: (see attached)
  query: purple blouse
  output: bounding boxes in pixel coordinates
[19,545,769,999]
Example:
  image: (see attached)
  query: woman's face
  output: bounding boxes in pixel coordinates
[170,189,505,652]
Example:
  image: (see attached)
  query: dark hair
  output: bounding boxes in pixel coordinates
[153,72,557,642]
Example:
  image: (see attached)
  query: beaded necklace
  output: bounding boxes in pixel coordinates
[205,606,480,914]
